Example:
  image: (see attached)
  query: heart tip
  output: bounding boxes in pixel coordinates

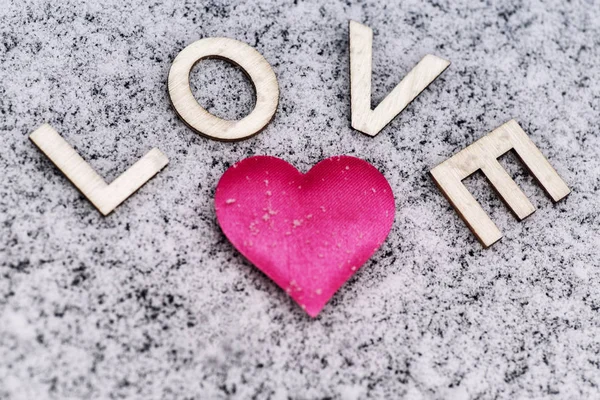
[303,305,325,318]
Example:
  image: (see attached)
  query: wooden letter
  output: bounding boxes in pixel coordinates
[430,120,570,248]
[349,20,450,136]
[30,124,168,216]
[168,38,279,141]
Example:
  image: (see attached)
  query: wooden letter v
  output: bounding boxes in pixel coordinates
[349,20,450,136]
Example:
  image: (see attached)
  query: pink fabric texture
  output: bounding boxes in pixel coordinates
[215,156,395,317]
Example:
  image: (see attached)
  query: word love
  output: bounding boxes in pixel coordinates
[29,20,570,248]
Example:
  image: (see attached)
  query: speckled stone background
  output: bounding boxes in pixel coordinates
[1,0,599,399]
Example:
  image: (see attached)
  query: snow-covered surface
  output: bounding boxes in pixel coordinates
[1,0,599,398]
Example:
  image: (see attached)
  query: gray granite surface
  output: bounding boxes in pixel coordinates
[1,0,600,399]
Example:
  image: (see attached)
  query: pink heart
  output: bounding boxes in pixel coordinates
[215,156,395,317]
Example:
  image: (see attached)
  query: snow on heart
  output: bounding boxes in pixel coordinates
[214,155,395,317]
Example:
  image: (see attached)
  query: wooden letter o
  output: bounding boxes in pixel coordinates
[168,38,279,141]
